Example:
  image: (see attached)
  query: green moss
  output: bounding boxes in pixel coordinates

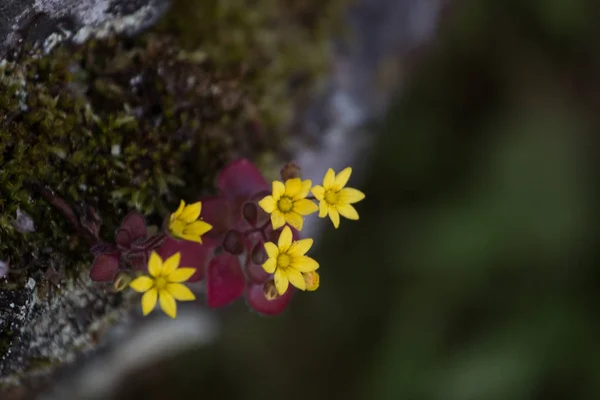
[0,0,345,284]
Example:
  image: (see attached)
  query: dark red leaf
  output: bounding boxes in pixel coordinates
[242,202,258,226]
[120,210,147,241]
[156,236,216,282]
[90,243,119,257]
[115,228,131,249]
[206,253,245,308]
[246,282,293,316]
[126,251,148,271]
[245,252,271,284]
[217,159,269,200]
[90,254,120,282]
[199,196,233,240]
[223,230,245,255]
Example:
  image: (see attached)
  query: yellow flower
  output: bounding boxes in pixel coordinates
[311,167,365,228]
[262,226,319,295]
[303,271,320,291]
[169,200,212,243]
[258,178,318,231]
[129,251,196,318]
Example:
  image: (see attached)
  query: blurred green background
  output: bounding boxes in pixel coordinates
[114,1,600,399]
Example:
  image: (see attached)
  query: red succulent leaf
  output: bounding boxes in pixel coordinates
[90,254,120,282]
[130,234,167,252]
[246,282,293,316]
[206,253,245,308]
[246,251,271,284]
[156,236,216,282]
[120,210,147,241]
[217,158,269,200]
[90,242,119,257]
[199,196,233,240]
[126,251,148,271]
[115,228,131,249]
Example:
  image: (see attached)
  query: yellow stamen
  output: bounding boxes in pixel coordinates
[324,190,339,205]
[277,197,294,213]
[277,254,291,268]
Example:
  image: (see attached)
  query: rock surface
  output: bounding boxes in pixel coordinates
[0,0,169,55]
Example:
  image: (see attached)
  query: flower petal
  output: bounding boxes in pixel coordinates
[288,238,313,256]
[167,267,196,283]
[170,200,185,222]
[337,203,359,220]
[161,252,181,276]
[291,255,319,272]
[179,233,203,243]
[264,242,279,259]
[334,167,352,189]
[277,226,293,252]
[130,276,154,292]
[272,181,285,200]
[258,195,276,213]
[206,254,245,308]
[339,188,365,204]
[284,212,304,231]
[147,251,163,277]
[167,283,196,301]
[285,268,306,291]
[274,268,289,295]
[184,220,213,236]
[318,200,328,218]
[293,199,318,215]
[329,207,340,228]
[270,210,285,229]
[179,202,202,223]
[311,185,325,201]
[159,290,177,318]
[262,257,277,273]
[284,178,302,198]
[295,179,312,200]
[323,168,335,188]
[141,288,158,315]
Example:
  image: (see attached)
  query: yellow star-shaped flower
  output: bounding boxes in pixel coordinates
[129,251,196,318]
[258,178,318,231]
[262,226,319,294]
[311,167,365,228]
[169,200,213,243]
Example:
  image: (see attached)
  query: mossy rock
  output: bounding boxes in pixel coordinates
[0,0,347,385]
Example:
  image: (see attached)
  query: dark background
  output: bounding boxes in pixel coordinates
[115,1,600,399]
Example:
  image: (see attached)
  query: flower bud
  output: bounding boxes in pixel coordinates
[242,202,258,226]
[263,280,279,301]
[303,271,320,291]
[223,229,245,255]
[113,271,132,292]
[280,163,301,181]
[251,242,267,265]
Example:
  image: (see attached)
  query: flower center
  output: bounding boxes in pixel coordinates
[155,276,167,291]
[169,220,186,235]
[277,253,291,268]
[324,190,339,205]
[277,197,294,213]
